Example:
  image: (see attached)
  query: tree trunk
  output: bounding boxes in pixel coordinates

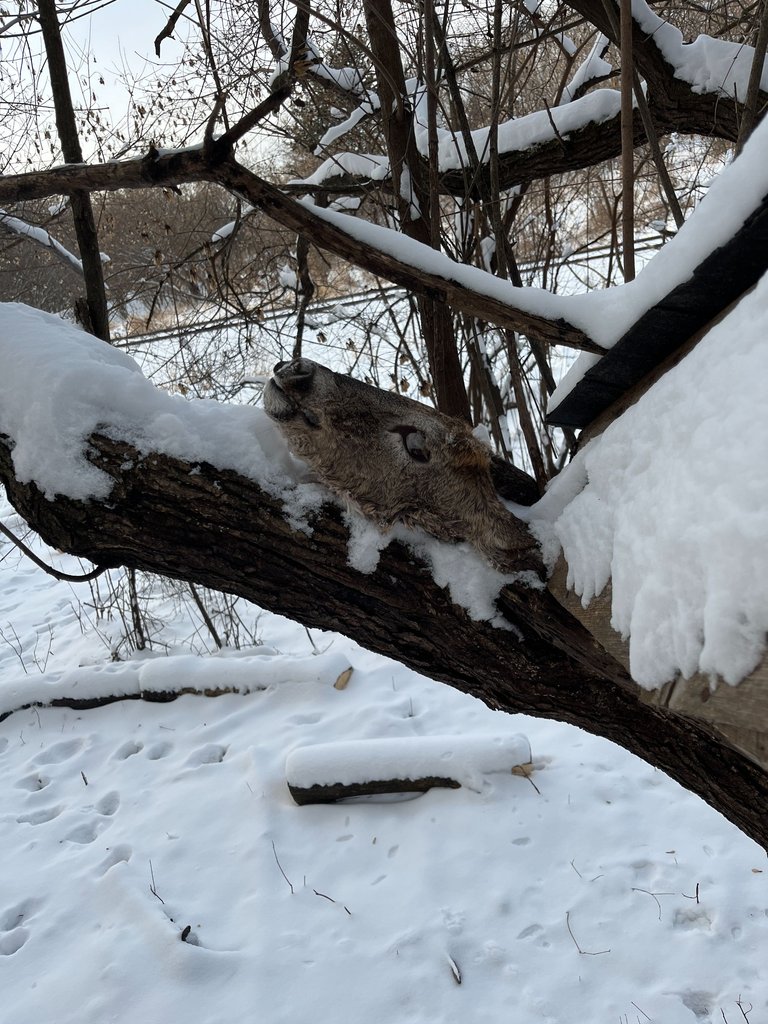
[37,0,110,341]
[363,0,471,420]
[1,430,766,850]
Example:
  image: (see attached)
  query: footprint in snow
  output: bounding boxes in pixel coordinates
[146,741,173,760]
[113,740,143,760]
[0,897,45,956]
[97,844,133,876]
[14,772,50,792]
[34,738,83,765]
[16,804,63,825]
[185,744,227,766]
[96,791,120,816]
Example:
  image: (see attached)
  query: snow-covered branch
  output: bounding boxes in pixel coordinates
[0,208,110,278]
[0,149,601,352]
[0,303,766,849]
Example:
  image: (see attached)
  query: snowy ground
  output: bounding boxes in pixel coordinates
[0,505,766,1024]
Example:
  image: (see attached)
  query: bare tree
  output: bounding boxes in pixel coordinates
[1,0,767,845]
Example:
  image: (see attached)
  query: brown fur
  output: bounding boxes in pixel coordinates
[263,358,542,574]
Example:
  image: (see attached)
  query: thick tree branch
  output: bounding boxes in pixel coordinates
[0,429,766,848]
[0,150,600,353]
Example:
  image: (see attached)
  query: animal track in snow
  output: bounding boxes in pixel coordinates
[63,819,108,845]
[0,897,44,932]
[0,928,29,956]
[113,740,143,760]
[34,739,83,765]
[16,804,62,825]
[98,845,132,876]
[185,744,227,766]
[146,741,173,760]
[14,772,50,792]
[96,791,120,816]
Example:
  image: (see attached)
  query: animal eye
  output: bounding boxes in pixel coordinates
[301,409,321,428]
[393,425,430,463]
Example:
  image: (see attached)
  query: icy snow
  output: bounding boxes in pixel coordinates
[0,303,295,501]
[533,269,768,687]
[0,531,765,1024]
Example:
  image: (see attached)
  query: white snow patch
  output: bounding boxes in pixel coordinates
[534,271,768,687]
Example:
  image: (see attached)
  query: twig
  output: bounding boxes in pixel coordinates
[154,0,193,56]
[682,882,701,903]
[0,518,107,582]
[736,996,753,1022]
[631,1001,652,1021]
[447,953,462,984]
[631,886,674,921]
[271,840,294,894]
[565,911,610,955]
[149,860,165,904]
[313,888,352,914]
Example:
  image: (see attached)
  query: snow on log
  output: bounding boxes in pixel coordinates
[285,733,532,804]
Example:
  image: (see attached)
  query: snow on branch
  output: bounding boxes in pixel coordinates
[0,209,92,277]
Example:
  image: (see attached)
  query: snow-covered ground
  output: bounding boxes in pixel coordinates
[0,516,766,1024]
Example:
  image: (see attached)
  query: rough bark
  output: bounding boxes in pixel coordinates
[1,430,767,849]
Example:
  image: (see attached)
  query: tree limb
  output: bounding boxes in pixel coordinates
[0,150,600,353]
[0,429,766,848]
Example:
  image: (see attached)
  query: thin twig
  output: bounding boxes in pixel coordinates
[0,518,107,583]
[271,840,294,894]
[565,910,610,955]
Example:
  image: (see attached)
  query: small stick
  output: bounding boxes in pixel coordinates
[271,840,294,894]
[565,911,610,955]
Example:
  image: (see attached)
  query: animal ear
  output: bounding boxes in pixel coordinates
[446,432,490,470]
[392,425,431,463]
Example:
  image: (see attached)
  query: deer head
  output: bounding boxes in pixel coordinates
[264,358,542,575]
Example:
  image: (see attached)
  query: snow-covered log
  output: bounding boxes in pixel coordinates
[285,734,532,804]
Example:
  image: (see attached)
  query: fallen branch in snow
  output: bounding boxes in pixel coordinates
[284,734,532,804]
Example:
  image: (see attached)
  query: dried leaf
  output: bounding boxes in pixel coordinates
[333,667,354,690]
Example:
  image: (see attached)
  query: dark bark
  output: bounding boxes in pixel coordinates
[0,430,767,849]
[288,776,462,805]
[363,0,471,420]
[37,0,110,342]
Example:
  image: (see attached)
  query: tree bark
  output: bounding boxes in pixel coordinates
[37,0,110,341]
[1,429,767,849]
[363,0,471,420]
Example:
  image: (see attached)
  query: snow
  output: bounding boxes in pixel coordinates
[0,303,532,627]
[631,0,768,100]
[550,114,768,408]
[0,521,766,1023]
[532,268,768,687]
[0,303,294,501]
[285,733,531,790]
[562,34,612,103]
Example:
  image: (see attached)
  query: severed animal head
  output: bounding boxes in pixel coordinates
[263,358,542,575]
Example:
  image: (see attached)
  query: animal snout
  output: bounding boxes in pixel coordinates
[273,358,316,391]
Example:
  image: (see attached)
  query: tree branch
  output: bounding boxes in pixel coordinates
[0,150,601,353]
[0,428,766,849]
